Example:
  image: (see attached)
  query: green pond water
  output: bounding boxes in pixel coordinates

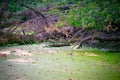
[0,44,120,80]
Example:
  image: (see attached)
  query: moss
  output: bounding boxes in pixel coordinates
[0,45,120,80]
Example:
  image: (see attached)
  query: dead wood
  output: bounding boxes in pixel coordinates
[21,3,45,19]
[67,28,84,44]
[77,35,120,48]
[49,43,70,47]
[0,20,18,29]
[21,3,49,27]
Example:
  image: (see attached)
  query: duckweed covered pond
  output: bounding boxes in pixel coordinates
[0,44,120,80]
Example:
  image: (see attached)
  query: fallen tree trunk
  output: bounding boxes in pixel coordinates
[49,43,70,47]
[0,20,18,29]
[0,30,36,46]
[77,36,120,48]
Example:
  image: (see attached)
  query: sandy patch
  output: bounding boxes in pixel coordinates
[6,58,35,63]
[11,49,33,56]
[0,49,32,57]
[84,52,98,56]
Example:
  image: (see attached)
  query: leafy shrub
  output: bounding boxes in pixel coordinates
[59,0,120,29]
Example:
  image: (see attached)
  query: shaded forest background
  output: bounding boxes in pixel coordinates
[0,0,120,50]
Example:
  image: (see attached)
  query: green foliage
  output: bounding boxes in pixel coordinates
[59,0,120,29]
[0,0,45,12]
[1,0,120,29]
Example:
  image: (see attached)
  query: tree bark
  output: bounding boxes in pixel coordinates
[0,0,10,23]
[49,43,70,47]
[77,36,120,48]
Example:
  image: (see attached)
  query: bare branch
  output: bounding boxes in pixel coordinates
[21,3,49,27]
[0,0,10,23]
